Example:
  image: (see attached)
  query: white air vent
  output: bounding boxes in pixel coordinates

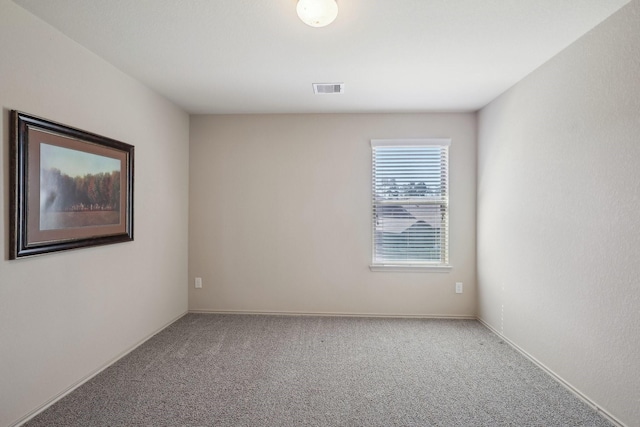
[313,83,344,94]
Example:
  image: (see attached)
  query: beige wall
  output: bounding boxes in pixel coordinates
[189,113,476,316]
[477,1,640,426]
[0,2,190,426]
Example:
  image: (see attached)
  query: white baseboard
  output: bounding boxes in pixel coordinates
[10,311,189,427]
[189,308,476,320]
[477,317,626,427]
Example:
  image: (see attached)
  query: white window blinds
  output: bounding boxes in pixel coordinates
[371,139,450,268]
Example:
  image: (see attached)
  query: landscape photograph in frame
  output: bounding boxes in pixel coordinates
[9,111,134,258]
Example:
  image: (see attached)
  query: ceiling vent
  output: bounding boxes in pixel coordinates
[313,83,344,94]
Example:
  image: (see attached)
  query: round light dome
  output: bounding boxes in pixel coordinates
[296,0,339,28]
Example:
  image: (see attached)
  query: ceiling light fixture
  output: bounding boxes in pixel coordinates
[296,0,338,28]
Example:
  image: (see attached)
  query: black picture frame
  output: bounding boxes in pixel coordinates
[9,111,134,259]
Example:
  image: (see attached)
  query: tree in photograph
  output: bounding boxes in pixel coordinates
[110,171,121,209]
[40,168,121,211]
[87,176,99,207]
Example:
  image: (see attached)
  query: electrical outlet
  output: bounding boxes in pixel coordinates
[455,282,463,294]
[195,277,202,288]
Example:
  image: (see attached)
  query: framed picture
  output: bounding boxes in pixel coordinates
[9,111,134,259]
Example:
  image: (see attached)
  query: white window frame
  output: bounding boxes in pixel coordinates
[370,138,451,272]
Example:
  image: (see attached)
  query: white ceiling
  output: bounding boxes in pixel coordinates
[13,0,630,114]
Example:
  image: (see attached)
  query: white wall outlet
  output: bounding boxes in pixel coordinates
[195,277,202,289]
[455,282,463,294]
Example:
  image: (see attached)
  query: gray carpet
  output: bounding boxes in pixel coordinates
[25,314,612,426]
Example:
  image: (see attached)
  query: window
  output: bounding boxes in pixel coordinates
[371,139,450,270]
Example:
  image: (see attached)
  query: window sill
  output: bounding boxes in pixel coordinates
[369,264,452,273]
